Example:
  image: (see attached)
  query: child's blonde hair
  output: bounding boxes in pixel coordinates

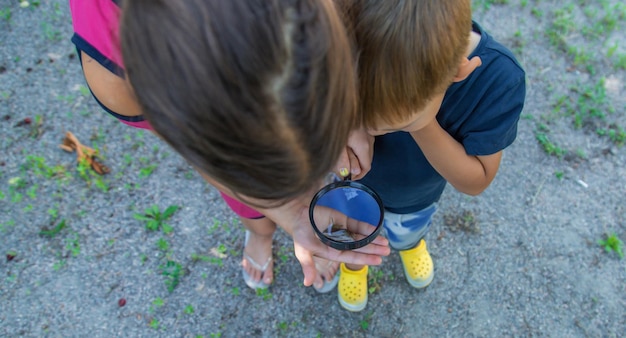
[343,0,472,127]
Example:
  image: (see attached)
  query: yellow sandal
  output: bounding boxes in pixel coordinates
[398,239,434,289]
[337,263,368,312]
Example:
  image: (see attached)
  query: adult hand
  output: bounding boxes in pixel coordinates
[335,128,374,180]
[261,197,390,287]
[202,171,389,287]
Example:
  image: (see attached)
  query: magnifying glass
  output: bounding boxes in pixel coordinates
[308,175,384,251]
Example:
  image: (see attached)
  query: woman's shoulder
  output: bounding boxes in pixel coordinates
[70,0,124,72]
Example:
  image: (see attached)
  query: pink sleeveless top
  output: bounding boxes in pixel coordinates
[69,0,263,219]
[70,0,151,130]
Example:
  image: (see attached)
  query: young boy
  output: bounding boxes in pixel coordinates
[335,0,526,311]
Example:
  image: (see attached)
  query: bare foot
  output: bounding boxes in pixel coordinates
[242,230,274,288]
[312,257,340,292]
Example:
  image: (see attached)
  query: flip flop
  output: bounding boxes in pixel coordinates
[241,230,273,290]
[313,259,340,293]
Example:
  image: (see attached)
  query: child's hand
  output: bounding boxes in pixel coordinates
[335,128,374,180]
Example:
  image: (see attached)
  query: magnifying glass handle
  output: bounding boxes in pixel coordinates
[325,171,350,185]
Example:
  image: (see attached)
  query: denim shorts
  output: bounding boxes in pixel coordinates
[383,204,437,251]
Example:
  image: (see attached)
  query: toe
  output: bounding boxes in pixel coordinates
[242,258,261,282]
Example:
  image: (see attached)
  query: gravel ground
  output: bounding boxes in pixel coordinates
[1,0,625,337]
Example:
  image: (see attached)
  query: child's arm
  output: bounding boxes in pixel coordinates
[341,128,375,180]
[410,119,502,196]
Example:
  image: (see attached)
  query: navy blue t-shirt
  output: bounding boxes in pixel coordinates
[359,22,526,214]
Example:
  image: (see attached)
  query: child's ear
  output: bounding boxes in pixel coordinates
[453,56,482,82]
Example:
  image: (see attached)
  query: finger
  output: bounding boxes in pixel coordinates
[313,207,387,246]
[343,218,380,237]
[293,242,317,287]
[335,149,351,179]
[330,210,381,237]
[313,240,389,266]
[350,241,391,257]
[370,234,389,246]
[347,148,361,177]
[330,249,385,266]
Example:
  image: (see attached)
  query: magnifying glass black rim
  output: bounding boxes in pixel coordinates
[309,180,384,251]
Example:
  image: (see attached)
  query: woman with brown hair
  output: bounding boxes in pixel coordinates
[70,0,389,291]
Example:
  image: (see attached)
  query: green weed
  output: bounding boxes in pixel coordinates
[139,164,158,178]
[184,305,195,315]
[546,5,576,51]
[134,205,179,234]
[149,318,160,330]
[598,125,626,146]
[473,0,509,11]
[78,85,90,97]
[41,21,61,41]
[0,220,16,233]
[152,297,165,308]
[26,185,38,199]
[0,8,11,21]
[277,321,297,333]
[39,219,67,237]
[535,131,566,158]
[360,311,373,331]
[192,245,226,266]
[52,259,66,271]
[531,8,543,18]
[160,260,184,292]
[156,238,169,252]
[613,53,626,70]
[48,207,59,220]
[598,233,624,259]
[65,231,80,257]
[77,157,109,192]
[7,176,27,203]
[255,288,272,300]
[368,267,385,294]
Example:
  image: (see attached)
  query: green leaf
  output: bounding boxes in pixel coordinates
[146,220,160,231]
[162,223,174,235]
[162,205,179,219]
[133,213,152,221]
[39,219,67,237]
[147,205,160,217]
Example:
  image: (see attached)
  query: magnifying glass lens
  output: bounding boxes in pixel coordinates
[309,182,384,250]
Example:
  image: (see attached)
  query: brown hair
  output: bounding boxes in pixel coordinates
[120,0,357,204]
[343,0,472,127]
